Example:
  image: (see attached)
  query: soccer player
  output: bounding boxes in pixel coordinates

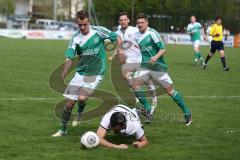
[206,24,213,45]
[203,16,230,72]
[116,12,157,115]
[52,10,121,137]
[187,15,206,65]
[132,13,192,125]
[97,104,148,149]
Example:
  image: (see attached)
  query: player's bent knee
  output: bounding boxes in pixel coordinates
[78,95,88,102]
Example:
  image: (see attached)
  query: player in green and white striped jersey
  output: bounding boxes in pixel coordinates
[132,13,192,125]
[187,16,206,65]
[52,10,120,137]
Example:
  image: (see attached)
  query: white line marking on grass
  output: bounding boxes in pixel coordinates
[226,130,239,133]
[0,95,239,101]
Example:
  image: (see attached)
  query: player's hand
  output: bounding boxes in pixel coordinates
[149,56,158,64]
[132,141,142,148]
[117,144,128,149]
[203,35,207,41]
[215,33,220,37]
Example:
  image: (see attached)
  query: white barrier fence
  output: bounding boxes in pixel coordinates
[0,29,75,40]
[0,29,234,47]
[161,33,234,47]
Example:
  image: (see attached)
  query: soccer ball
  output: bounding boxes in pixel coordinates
[80,131,99,149]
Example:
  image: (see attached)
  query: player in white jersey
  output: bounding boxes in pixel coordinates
[116,12,157,116]
[97,104,148,149]
[206,24,213,44]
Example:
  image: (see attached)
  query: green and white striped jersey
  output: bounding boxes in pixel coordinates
[65,26,118,76]
[134,27,167,72]
[187,22,202,41]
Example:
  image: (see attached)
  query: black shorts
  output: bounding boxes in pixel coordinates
[210,40,224,53]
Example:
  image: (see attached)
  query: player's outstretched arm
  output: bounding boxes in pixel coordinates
[96,126,128,149]
[202,28,207,40]
[62,58,72,80]
[132,135,148,148]
[116,36,126,64]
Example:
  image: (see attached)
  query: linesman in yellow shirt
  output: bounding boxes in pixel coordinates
[203,16,229,71]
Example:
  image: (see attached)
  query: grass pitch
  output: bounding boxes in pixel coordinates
[0,38,239,160]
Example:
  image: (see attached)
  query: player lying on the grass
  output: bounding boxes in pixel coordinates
[97,104,148,149]
[203,16,230,72]
[116,12,157,117]
[187,15,206,65]
[52,10,123,137]
[131,13,192,125]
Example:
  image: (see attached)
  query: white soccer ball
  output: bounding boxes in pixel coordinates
[80,131,99,149]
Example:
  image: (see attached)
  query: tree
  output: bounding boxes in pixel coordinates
[84,0,240,33]
[0,0,15,16]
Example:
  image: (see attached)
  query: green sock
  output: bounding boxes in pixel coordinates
[61,106,72,131]
[196,51,203,60]
[134,89,151,112]
[171,91,190,116]
[194,52,198,60]
[78,101,86,113]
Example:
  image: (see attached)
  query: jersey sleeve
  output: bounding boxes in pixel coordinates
[134,125,145,140]
[64,36,77,59]
[150,29,165,50]
[100,112,111,130]
[186,24,191,32]
[93,26,118,41]
[197,22,202,29]
[209,24,216,36]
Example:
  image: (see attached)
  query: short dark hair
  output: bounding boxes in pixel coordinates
[76,10,89,20]
[118,12,129,19]
[110,112,126,128]
[136,13,148,21]
[215,16,221,22]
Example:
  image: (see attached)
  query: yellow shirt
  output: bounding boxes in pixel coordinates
[210,24,223,41]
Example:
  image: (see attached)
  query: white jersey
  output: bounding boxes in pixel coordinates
[100,104,144,139]
[116,26,142,63]
[206,26,212,43]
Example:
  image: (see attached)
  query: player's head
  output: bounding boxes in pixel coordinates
[190,15,196,23]
[215,16,222,25]
[110,112,126,133]
[136,13,148,33]
[76,10,90,35]
[118,12,130,29]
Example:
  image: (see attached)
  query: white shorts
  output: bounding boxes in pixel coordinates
[134,69,173,89]
[122,63,140,73]
[192,40,200,48]
[63,72,103,100]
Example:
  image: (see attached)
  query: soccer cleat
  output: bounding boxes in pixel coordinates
[145,111,153,124]
[52,129,67,137]
[185,112,192,126]
[194,59,198,65]
[223,67,230,72]
[203,64,207,70]
[135,107,147,117]
[201,60,205,66]
[72,112,83,127]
